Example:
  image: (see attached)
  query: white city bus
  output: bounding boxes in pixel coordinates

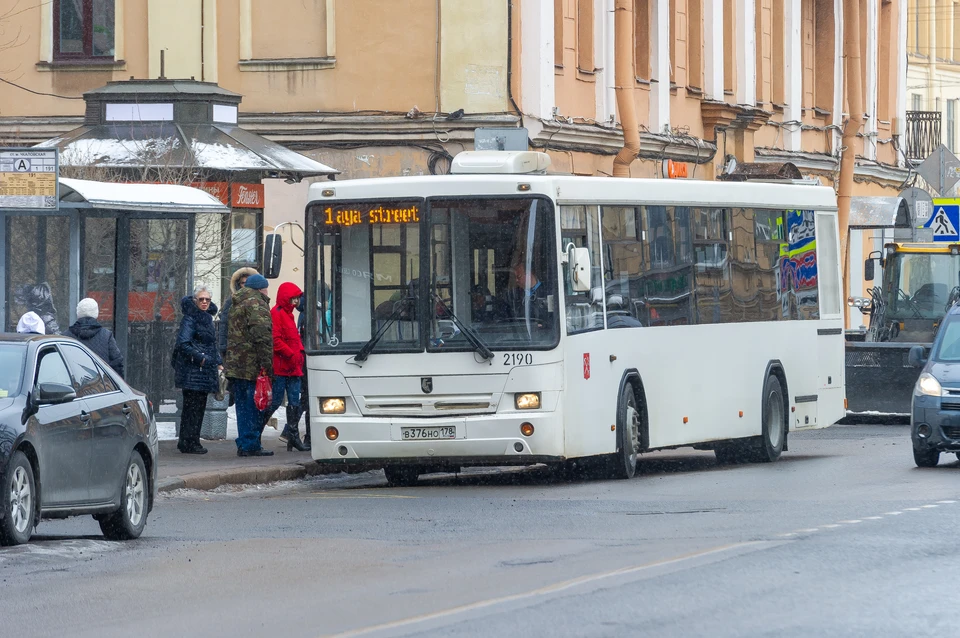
[299,151,844,485]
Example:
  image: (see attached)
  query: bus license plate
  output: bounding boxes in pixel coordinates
[401,426,456,441]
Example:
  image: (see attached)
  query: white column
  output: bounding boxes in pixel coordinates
[784,0,802,150]
[865,0,878,160]
[704,0,724,100]
[650,0,670,131]
[897,0,908,166]
[240,0,252,60]
[521,0,556,120]
[599,0,617,125]
[833,0,844,155]
[737,0,757,106]
[39,0,53,62]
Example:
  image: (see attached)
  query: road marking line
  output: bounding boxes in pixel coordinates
[778,533,796,537]
[921,505,938,509]
[904,507,922,511]
[796,528,819,533]
[864,516,883,520]
[821,524,841,528]
[320,541,769,638]
[884,512,903,516]
[936,500,956,504]
[839,520,862,524]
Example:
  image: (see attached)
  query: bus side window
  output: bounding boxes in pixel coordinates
[561,205,604,334]
[601,206,644,329]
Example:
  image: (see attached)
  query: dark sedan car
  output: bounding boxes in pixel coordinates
[910,305,960,467]
[0,334,157,545]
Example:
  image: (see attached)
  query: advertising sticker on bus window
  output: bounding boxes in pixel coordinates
[583,353,591,380]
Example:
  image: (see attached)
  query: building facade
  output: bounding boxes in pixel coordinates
[0,1,909,318]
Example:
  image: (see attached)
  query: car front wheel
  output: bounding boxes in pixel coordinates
[99,452,148,540]
[0,451,35,546]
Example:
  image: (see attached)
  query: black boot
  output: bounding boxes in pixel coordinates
[283,405,309,451]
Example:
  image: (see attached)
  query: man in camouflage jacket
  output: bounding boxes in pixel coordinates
[225,274,275,456]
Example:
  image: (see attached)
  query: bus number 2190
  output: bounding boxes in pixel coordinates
[503,353,533,366]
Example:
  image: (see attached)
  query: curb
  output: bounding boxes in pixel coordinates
[157,461,338,493]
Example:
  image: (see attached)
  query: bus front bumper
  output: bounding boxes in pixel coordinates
[311,413,563,464]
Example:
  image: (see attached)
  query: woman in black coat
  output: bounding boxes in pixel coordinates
[173,287,222,454]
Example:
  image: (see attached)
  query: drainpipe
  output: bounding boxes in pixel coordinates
[837,0,863,322]
[612,0,639,177]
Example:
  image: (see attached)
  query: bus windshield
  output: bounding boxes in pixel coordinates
[307,196,559,353]
[882,252,960,321]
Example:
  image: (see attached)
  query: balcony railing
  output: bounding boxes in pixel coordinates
[905,110,942,161]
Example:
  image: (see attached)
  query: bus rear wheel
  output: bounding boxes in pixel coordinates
[384,465,420,487]
[609,385,641,479]
[751,375,786,463]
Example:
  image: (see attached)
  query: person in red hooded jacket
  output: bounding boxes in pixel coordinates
[261,282,310,451]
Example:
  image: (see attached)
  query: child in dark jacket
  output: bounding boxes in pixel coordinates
[67,298,125,378]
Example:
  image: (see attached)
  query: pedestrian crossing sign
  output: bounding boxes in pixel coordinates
[926,200,960,241]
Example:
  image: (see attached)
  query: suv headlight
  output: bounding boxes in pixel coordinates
[916,373,942,397]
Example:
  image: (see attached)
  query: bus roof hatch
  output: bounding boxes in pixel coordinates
[451,151,551,175]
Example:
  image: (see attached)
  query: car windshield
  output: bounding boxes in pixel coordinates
[0,344,26,397]
[428,197,558,351]
[883,252,960,321]
[934,318,960,362]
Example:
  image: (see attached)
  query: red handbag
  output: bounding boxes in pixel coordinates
[254,369,272,411]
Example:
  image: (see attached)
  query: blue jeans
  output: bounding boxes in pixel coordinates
[261,376,302,427]
[231,379,262,453]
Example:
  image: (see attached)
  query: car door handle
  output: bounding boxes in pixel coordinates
[122,405,132,416]
[79,411,90,422]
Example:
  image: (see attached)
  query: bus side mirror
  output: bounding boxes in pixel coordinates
[864,258,875,282]
[263,234,283,279]
[569,247,592,292]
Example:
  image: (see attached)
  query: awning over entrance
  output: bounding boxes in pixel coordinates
[848,196,910,229]
[59,178,230,214]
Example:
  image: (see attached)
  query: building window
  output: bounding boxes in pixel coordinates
[948,100,956,153]
[555,0,564,66]
[577,0,594,71]
[912,94,923,111]
[54,0,115,60]
[635,0,650,81]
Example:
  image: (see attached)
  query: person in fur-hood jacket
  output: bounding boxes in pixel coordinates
[218,267,259,359]
[260,282,310,452]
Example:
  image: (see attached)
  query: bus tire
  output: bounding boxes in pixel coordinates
[753,375,786,463]
[384,465,420,487]
[609,385,641,479]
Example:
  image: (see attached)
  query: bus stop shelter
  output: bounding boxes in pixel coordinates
[1,177,230,407]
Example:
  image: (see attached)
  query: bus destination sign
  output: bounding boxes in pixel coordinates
[323,203,421,227]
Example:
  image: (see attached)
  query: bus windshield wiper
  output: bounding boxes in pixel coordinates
[434,294,494,361]
[354,297,415,362]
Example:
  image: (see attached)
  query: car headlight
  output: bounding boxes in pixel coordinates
[320,397,346,414]
[515,392,541,410]
[916,373,942,397]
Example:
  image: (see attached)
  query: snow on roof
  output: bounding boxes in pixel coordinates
[59,178,230,213]
[60,137,182,167]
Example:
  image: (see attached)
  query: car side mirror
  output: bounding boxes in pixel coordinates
[864,258,875,282]
[568,247,592,293]
[908,345,928,368]
[263,233,283,279]
[37,382,76,405]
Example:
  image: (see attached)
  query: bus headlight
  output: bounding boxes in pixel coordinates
[321,397,346,414]
[515,393,541,410]
[916,373,942,397]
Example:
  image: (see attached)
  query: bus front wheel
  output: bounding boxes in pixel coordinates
[384,465,420,487]
[609,385,641,479]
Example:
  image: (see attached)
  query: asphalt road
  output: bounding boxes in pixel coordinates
[3,424,958,638]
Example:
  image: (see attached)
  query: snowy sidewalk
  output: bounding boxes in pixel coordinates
[155,407,330,492]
